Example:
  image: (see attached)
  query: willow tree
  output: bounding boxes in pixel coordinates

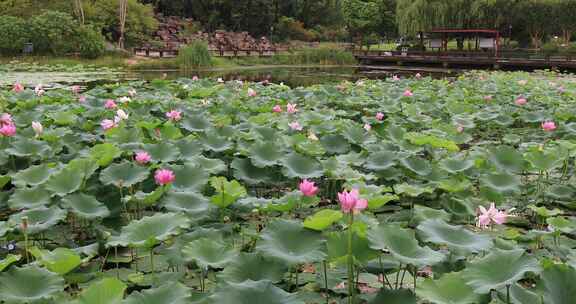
[396,0,479,35]
[119,0,128,49]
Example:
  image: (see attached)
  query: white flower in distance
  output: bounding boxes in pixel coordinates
[31,121,43,136]
[118,96,131,103]
[115,109,129,122]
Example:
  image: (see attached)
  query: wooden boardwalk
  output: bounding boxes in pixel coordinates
[354,50,576,70]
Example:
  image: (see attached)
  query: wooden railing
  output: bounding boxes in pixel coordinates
[352,50,576,62]
[133,47,286,58]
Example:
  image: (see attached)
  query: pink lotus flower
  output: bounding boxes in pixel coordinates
[115,109,129,122]
[287,103,298,114]
[299,179,319,197]
[415,73,422,79]
[289,121,303,131]
[542,121,556,131]
[0,123,16,137]
[0,113,13,125]
[154,169,175,185]
[403,90,413,97]
[104,100,117,109]
[456,125,464,133]
[78,95,87,103]
[477,203,508,229]
[192,75,199,81]
[392,75,400,81]
[134,151,151,165]
[338,189,368,214]
[558,86,565,93]
[484,95,493,101]
[71,85,81,95]
[128,89,137,97]
[518,80,528,85]
[376,112,384,121]
[272,105,283,113]
[12,83,24,93]
[364,124,371,131]
[34,84,45,97]
[166,110,182,121]
[247,88,257,97]
[31,121,43,136]
[515,96,527,106]
[101,119,116,131]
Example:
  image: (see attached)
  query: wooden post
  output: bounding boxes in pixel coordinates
[119,0,128,49]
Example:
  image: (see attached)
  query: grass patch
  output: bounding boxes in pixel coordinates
[177,41,212,70]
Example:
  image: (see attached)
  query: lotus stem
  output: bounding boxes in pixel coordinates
[347,212,355,304]
[150,247,155,273]
[506,284,510,304]
[323,260,329,304]
[21,216,29,264]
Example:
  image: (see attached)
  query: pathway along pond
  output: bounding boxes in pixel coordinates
[1,65,459,88]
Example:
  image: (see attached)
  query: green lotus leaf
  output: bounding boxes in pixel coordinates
[368,289,416,304]
[143,143,180,163]
[541,264,576,304]
[0,254,21,272]
[527,205,563,217]
[8,186,52,209]
[188,156,226,174]
[521,111,545,123]
[171,164,208,191]
[176,140,203,160]
[90,143,122,167]
[439,157,475,174]
[163,191,212,214]
[249,141,284,167]
[546,217,575,233]
[488,146,525,173]
[107,213,190,248]
[401,156,432,175]
[100,162,149,188]
[326,231,378,264]
[509,284,541,304]
[367,224,445,267]
[461,248,541,294]
[181,114,211,132]
[182,238,236,268]
[365,151,398,171]
[342,124,372,145]
[159,123,183,140]
[208,280,303,304]
[45,166,84,196]
[209,176,247,208]
[320,134,350,154]
[481,173,521,193]
[61,193,110,219]
[438,176,472,193]
[0,175,10,189]
[0,265,64,303]
[565,122,576,134]
[476,111,499,121]
[367,194,399,209]
[394,183,435,197]
[413,205,451,223]
[256,219,326,265]
[76,277,126,304]
[231,158,272,185]
[12,164,53,187]
[124,283,190,304]
[405,132,459,152]
[9,206,66,234]
[219,253,286,283]
[547,185,574,200]
[417,272,489,304]
[282,153,323,178]
[50,111,76,125]
[201,132,232,152]
[29,247,81,275]
[67,158,99,181]
[417,219,493,253]
[107,126,143,145]
[525,150,562,171]
[303,209,343,231]
[6,138,51,157]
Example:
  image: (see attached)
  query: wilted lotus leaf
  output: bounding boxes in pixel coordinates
[256,219,326,265]
[107,213,190,248]
[0,265,64,303]
[461,248,541,293]
[367,224,445,267]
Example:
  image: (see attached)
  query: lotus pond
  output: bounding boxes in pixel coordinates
[0,71,575,303]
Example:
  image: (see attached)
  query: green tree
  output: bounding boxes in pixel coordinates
[342,0,383,43]
[517,0,556,48]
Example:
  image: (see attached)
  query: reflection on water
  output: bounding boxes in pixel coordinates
[1,65,457,89]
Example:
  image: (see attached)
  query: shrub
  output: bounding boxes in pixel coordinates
[0,16,30,55]
[177,41,212,70]
[29,11,79,55]
[277,17,318,42]
[289,47,357,65]
[76,26,106,59]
